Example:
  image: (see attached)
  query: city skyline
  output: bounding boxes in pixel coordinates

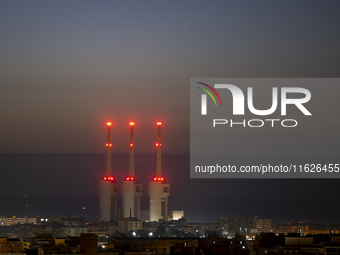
[1,1,340,226]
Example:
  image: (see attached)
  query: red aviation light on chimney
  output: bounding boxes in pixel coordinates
[103,176,114,181]
[152,176,165,181]
[129,122,135,126]
[156,143,162,147]
[126,176,135,181]
[107,122,112,126]
[106,143,112,147]
[157,122,162,126]
[130,143,133,147]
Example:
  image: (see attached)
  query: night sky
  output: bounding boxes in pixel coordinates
[1,1,340,223]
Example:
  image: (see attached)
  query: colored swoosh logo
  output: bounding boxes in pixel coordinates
[196,82,223,106]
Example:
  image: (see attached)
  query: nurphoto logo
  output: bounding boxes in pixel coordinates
[196,82,312,128]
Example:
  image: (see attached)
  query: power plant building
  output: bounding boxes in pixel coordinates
[98,121,172,222]
[148,122,170,222]
[98,122,119,221]
[121,122,142,219]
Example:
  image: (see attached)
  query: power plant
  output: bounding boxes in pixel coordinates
[98,121,170,222]
[98,122,119,221]
[148,122,170,222]
[121,122,142,219]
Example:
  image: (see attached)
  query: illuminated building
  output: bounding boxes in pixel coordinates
[121,122,142,219]
[62,227,87,237]
[168,211,184,221]
[0,237,26,253]
[148,122,170,222]
[254,217,272,233]
[0,216,36,226]
[98,122,119,221]
[118,218,143,234]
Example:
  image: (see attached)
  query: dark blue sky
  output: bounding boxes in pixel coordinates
[1,1,340,153]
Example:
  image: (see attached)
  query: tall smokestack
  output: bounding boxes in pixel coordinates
[129,122,135,177]
[106,122,112,176]
[156,122,162,177]
[122,121,142,220]
[99,121,119,222]
[149,121,169,222]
